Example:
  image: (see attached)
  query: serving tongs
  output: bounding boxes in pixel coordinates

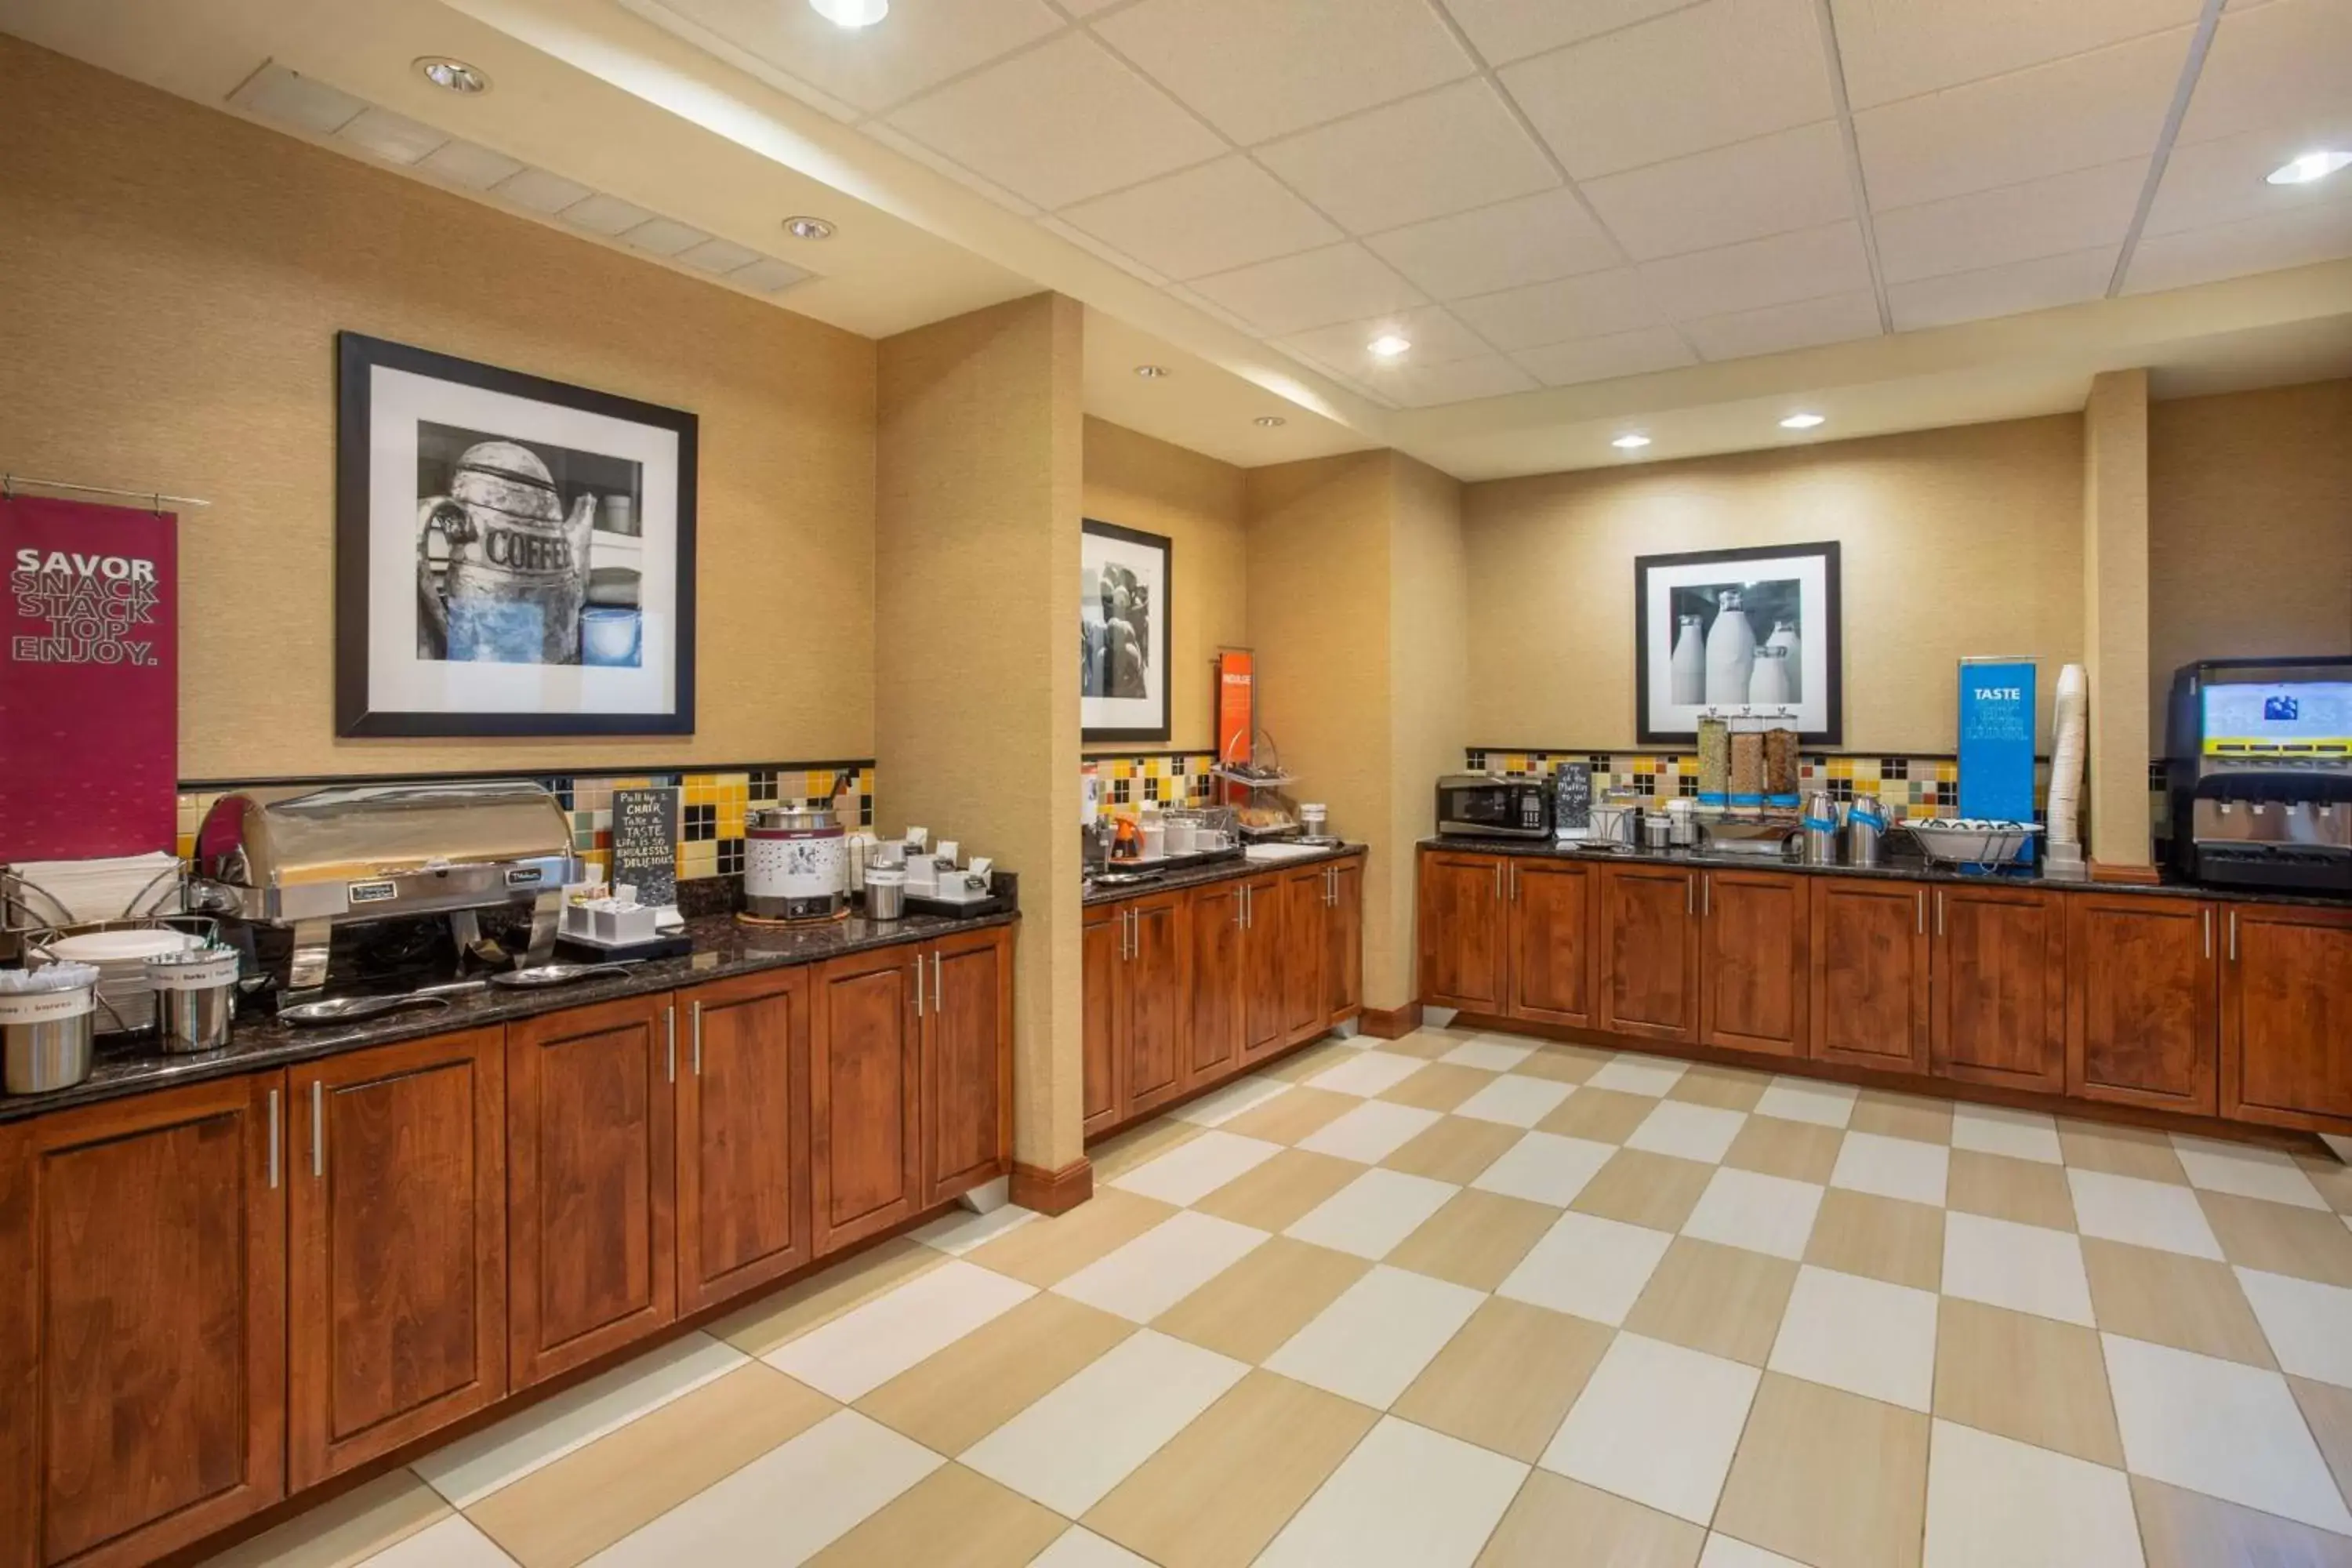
[278,979,485,1027]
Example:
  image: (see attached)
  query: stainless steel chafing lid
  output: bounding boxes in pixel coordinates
[197,781,572,888]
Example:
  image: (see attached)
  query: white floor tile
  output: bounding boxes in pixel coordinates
[1305,1050,1427,1098]
[1682,1167,1825,1261]
[2102,1332,2352,1534]
[1753,1076,1857,1128]
[1940,1211,2094,1327]
[1285,1167,1461,1261]
[1470,1131,1617,1207]
[1700,1537,1810,1568]
[1452,1073,1577,1127]
[1174,1074,1292,1127]
[2237,1267,2352,1388]
[416,1332,747,1505]
[585,1410,939,1566]
[1922,1419,2143,1568]
[913,1203,1036,1255]
[962,1330,1247,1517]
[2172,1135,2330,1210]
[1542,1332,1761,1524]
[1588,1054,1689,1097]
[1831,1131,1950,1207]
[766,1259,1034,1401]
[1628,1101,1748,1164]
[1300,1100,1443,1164]
[1497,1210,1674,1326]
[1052,1210,1268,1323]
[1258,1415,1527,1568]
[1030,1529,1156,1567]
[361,1516,514,1568]
[1439,1038,1535,1073]
[1768,1265,1939,1412]
[1951,1103,2062,1165]
[2067,1169,2223,1261]
[1109,1129,1281,1206]
[1265,1264,1486,1408]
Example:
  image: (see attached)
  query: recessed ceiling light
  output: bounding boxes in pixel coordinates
[416,57,489,94]
[1779,412,1826,430]
[1134,365,1170,379]
[2267,150,2352,185]
[1612,434,1652,450]
[808,0,889,27]
[1367,334,1411,358]
[782,216,835,241]
[1254,416,1287,427]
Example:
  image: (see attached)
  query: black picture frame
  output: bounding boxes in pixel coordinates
[335,332,698,737]
[1081,517,1174,745]
[1635,539,1843,746]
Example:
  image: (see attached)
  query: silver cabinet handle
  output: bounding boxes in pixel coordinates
[1702,874,1710,917]
[2229,909,2238,963]
[691,999,703,1076]
[1936,890,1945,938]
[1916,890,1925,935]
[666,1004,677,1081]
[2204,908,2212,960]
[1494,861,1503,901]
[935,949,944,1002]
[1242,884,1252,931]
[1686,874,1694,916]
[1232,888,1244,929]
[914,949,925,1016]
[267,1088,280,1190]
[310,1080,325,1179]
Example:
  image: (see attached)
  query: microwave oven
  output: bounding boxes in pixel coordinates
[1436,774,1553,839]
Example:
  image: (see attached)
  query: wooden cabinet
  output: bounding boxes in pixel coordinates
[1697,869,1809,1056]
[923,927,1014,1207]
[1188,882,1245,1088]
[289,1031,506,1489]
[1809,878,1931,1073]
[1117,893,1192,1118]
[0,1073,285,1568]
[2221,902,2352,1131]
[1421,851,1507,1011]
[811,948,922,1254]
[1081,906,1123,1138]
[1599,862,1701,1042]
[1931,884,2067,1093]
[1507,857,1597,1028]
[2067,894,2219,1115]
[676,968,812,1316]
[1279,866,1329,1045]
[1324,858,1364,1025]
[1240,875,1290,1063]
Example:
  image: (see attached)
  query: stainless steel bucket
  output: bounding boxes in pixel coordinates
[2,986,96,1094]
[147,949,240,1054]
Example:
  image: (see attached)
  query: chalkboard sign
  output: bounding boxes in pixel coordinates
[1553,763,1592,836]
[612,786,679,908]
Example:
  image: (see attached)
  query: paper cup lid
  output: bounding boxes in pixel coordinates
[0,986,93,1023]
[144,949,241,989]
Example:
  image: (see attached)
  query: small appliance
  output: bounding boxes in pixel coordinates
[1436,775,1553,839]
[2167,657,2352,892]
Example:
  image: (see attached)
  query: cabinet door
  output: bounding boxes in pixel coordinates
[925,927,1014,1207]
[1420,852,1506,1011]
[1599,863,1700,1042]
[1698,869,1809,1057]
[1189,882,1247,1087]
[290,1031,505,1490]
[1082,905,1123,1138]
[1508,858,1596,1027]
[1809,879,1930,1074]
[1241,876,1290,1062]
[2222,902,2352,1131]
[811,949,922,1254]
[2067,895,2218,1115]
[677,967,812,1316]
[0,1073,285,1568]
[507,993,677,1390]
[1123,893,1191,1117]
[1325,859,1364,1025]
[1279,866,1329,1045]
[1931,885,2066,1093]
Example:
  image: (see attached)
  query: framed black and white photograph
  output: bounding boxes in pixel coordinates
[1635,541,1842,744]
[336,332,696,736]
[1081,518,1171,743]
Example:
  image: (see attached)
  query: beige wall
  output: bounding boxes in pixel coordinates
[1461,417,2088,753]
[1080,418,1247,754]
[2083,370,2153,869]
[0,36,877,781]
[1387,456,1470,1009]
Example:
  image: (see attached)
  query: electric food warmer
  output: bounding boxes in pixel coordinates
[2166,658,2352,893]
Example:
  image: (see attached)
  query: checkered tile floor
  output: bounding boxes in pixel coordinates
[211,1028,2352,1568]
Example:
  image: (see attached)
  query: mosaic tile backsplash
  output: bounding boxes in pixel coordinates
[1084,752,1224,817]
[1465,748,2005,821]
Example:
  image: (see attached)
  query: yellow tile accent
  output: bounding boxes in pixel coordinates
[1936,762,1959,782]
[1828,758,1853,779]
[175,833,194,859]
[718,805,746,839]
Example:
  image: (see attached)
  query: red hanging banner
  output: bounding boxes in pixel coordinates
[0,495,179,859]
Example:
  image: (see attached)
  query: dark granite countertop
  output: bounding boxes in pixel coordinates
[1083,842,1367,906]
[1,908,1017,1124]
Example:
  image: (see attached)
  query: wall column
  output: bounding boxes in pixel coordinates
[2082,368,2155,877]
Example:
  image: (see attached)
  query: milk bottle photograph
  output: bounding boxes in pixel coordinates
[1669,612,1706,704]
[1704,586,1756,706]
[1766,617,1802,702]
[1635,540,1842,747]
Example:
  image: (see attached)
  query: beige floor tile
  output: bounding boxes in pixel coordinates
[2060,1119,2186,1183]
[1932,1298,2123,1467]
[1715,1374,1930,1568]
[1388,1190,1560,1291]
[1154,1236,1370,1363]
[1393,1298,1613,1462]
[1194,1149,1364,1232]
[1512,1042,1615,1083]
[1573,1149,1717,1232]
[1538,1086,1656,1143]
[1477,1470,1704,1567]
[1849,1090,1952,1145]
[807,1463,1065,1568]
[2203,1190,2352,1287]
[2292,1376,2352,1508]
[1624,1237,1799,1367]
[1379,1062,1496,1112]
[201,1468,451,1568]
[1090,1117,1207,1183]
[710,1236,946,1356]
[1384,1029,1472,1060]
[1803,1189,1944,1293]
[1264,1038,1361,1083]
[964,1189,1179,1288]
[856,1294,1135,1456]
[1084,1370,1377,1568]
[1221,1085,1360,1145]
[466,1363,833,1568]
[2132,1473,2352,1568]
[1667,1064,1770,1112]
[2297,1154,2352,1216]
[1723,1116,1844,1185]
[2081,1236,2275,1367]
[1947,1149,2078,1232]
[1381,1115,1523,1185]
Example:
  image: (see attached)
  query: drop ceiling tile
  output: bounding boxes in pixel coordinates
[495,167,595,214]
[1582,121,1854,260]
[1511,325,1698,386]
[1638,221,1872,320]
[1037,216,1173,287]
[1439,0,1704,67]
[731,256,815,292]
[1887,246,2118,330]
[2176,0,2352,148]
[336,106,447,167]
[1682,289,1882,360]
[1092,0,1474,146]
[227,64,365,136]
[679,237,765,274]
[2123,196,2352,295]
[1828,0,2203,111]
[561,193,659,237]
[1873,158,2148,282]
[623,217,710,257]
[1499,0,1835,180]
[418,140,524,191]
[1277,306,1497,377]
[1853,28,2192,209]
[1450,268,1660,351]
[1362,354,1541,408]
[884,33,1225,210]
[862,122,1044,216]
[2147,129,2352,237]
[1367,189,1624,300]
[652,0,1065,115]
[1255,79,1559,234]
[1058,155,1340,281]
[1189,243,1428,336]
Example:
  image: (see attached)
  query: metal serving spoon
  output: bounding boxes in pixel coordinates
[488,960,643,989]
[278,979,486,1026]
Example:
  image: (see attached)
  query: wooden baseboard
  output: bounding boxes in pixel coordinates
[1361,1003,1421,1040]
[2089,859,2165,884]
[1011,1157,1094,1215]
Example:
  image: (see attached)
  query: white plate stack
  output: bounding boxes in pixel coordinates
[36,928,204,1034]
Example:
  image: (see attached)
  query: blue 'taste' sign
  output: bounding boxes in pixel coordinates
[1958,659,2036,863]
